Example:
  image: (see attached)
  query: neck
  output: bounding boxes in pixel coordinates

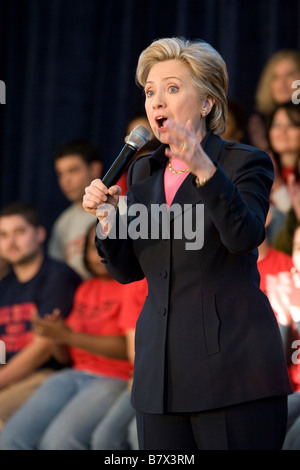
[13,251,44,283]
[74,199,85,208]
[280,152,298,169]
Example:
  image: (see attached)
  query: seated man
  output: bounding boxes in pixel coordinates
[0,201,81,432]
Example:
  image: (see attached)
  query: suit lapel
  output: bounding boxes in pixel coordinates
[127,133,225,221]
[171,133,225,210]
[128,145,167,208]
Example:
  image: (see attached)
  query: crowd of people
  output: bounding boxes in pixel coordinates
[0,38,300,450]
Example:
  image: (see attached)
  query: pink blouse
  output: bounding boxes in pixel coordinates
[164,157,190,207]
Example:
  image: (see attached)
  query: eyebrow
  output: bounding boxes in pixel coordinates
[145,76,183,85]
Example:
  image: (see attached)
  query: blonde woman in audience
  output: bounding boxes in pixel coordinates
[248,49,300,152]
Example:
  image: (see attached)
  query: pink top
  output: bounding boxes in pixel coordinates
[164,157,190,207]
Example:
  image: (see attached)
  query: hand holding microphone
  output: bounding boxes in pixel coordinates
[83,124,150,218]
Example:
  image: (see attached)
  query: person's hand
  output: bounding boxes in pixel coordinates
[82,179,121,220]
[32,309,71,343]
[163,118,216,181]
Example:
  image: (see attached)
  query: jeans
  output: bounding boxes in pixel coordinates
[0,368,127,450]
[91,388,138,450]
[0,368,54,434]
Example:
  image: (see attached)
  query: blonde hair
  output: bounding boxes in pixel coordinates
[255,49,300,116]
[136,37,228,135]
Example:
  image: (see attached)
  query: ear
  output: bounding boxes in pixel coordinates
[90,161,103,179]
[203,96,215,115]
[37,226,47,244]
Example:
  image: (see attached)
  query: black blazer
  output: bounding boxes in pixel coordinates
[96,132,292,414]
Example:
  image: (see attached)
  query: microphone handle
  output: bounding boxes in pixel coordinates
[102,144,137,188]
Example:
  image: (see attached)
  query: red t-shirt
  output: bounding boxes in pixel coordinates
[258,246,294,294]
[281,166,295,182]
[119,278,148,330]
[116,172,128,195]
[66,277,147,380]
[258,247,300,391]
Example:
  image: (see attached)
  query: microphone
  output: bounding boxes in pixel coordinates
[102,125,150,188]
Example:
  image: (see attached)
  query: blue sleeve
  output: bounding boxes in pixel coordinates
[36,261,82,319]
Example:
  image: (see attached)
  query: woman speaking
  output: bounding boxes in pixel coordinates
[83,37,292,450]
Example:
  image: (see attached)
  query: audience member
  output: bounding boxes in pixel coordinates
[265,102,300,244]
[1,224,145,450]
[91,279,147,450]
[0,255,10,280]
[221,99,248,143]
[248,49,300,151]
[268,102,300,183]
[48,139,103,279]
[0,202,81,433]
[124,115,154,143]
[273,137,300,256]
[257,210,300,392]
[260,224,300,450]
[255,50,300,118]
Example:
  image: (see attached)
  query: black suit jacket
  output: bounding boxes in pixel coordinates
[96,133,292,414]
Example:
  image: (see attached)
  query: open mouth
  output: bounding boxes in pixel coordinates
[156,116,167,129]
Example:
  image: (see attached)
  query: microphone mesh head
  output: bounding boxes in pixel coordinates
[127,125,150,150]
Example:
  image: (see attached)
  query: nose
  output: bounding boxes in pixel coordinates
[4,234,16,248]
[59,173,72,188]
[151,89,166,109]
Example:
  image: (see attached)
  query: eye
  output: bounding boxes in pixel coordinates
[145,89,154,98]
[169,85,178,93]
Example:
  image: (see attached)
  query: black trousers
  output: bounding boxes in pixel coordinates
[136,396,288,450]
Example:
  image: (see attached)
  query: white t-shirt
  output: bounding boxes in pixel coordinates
[48,203,96,279]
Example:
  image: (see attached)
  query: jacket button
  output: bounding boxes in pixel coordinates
[159,270,168,279]
[160,307,166,316]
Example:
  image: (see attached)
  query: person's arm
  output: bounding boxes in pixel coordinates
[125,328,135,365]
[49,344,71,365]
[197,148,274,254]
[65,331,127,359]
[265,272,300,361]
[0,335,52,389]
[33,312,128,360]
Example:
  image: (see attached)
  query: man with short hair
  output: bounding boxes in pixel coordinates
[0,201,81,431]
[48,139,103,279]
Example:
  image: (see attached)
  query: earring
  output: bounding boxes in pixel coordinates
[201,109,207,117]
